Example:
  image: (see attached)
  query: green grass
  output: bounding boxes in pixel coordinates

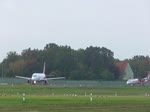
[1,85,150,96]
[1,85,150,112]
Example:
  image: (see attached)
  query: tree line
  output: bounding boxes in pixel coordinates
[0,43,150,80]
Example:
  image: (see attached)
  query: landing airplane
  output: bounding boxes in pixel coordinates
[126,72,150,86]
[16,63,65,84]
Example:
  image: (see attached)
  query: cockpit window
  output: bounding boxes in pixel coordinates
[33,74,37,77]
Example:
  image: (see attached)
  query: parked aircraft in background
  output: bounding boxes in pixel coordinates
[126,72,150,85]
[16,63,65,84]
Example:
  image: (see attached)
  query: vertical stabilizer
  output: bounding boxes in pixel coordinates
[43,62,46,74]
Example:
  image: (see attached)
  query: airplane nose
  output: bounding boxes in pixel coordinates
[32,77,36,80]
[126,81,129,85]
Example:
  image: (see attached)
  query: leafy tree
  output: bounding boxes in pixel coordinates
[1,43,119,80]
[128,55,150,78]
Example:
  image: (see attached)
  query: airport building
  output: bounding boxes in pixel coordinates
[115,61,134,80]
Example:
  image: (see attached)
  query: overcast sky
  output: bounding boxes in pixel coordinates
[0,0,150,62]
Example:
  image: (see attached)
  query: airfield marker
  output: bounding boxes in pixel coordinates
[22,93,25,102]
[90,93,93,102]
[52,93,54,96]
[12,84,14,87]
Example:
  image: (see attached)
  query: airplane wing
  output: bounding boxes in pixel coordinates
[46,77,66,80]
[15,76,31,80]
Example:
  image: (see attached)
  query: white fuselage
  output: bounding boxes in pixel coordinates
[31,73,46,82]
[126,79,141,85]
[126,78,149,85]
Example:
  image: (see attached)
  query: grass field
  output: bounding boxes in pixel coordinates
[1,85,150,112]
